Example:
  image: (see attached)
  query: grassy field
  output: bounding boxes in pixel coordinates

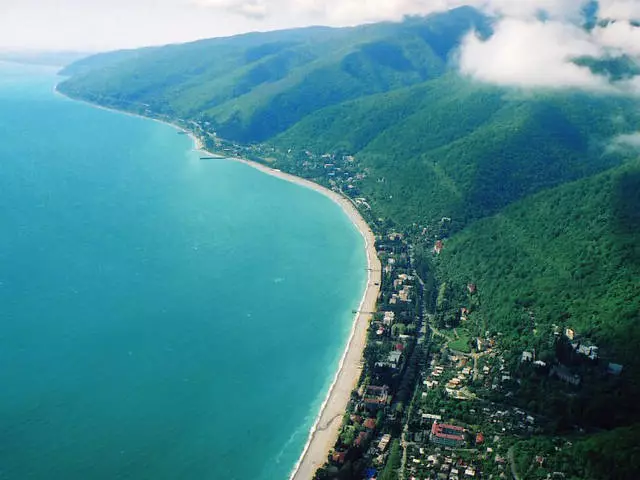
[449,333,472,353]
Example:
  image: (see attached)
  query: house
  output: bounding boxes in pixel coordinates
[467,283,477,294]
[433,240,444,255]
[608,363,624,375]
[398,285,412,302]
[521,351,534,362]
[383,311,395,326]
[364,418,377,430]
[429,421,466,448]
[376,350,402,369]
[355,431,369,447]
[422,413,443,422]
[476,432,485,445]
[363,385,390,410]
[378,433,392,452]
[573,343,599,360]
[565,328,576,340]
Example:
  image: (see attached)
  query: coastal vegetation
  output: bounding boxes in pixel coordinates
[57,5,640,479]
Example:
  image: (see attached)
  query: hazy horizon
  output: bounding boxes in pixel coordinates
[1,0,639,54]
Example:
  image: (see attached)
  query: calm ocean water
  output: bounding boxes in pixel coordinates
[0,62,367,479]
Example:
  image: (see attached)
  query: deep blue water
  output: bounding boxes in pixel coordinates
[0,62,367,479]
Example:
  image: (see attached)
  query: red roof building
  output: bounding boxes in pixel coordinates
[433,240,444,255]
[354,431,369,447]
[430,421,466,447]
[364,418,377,430]
[476,432,484,445]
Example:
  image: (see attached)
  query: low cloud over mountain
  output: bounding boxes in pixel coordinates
[457,1,640,92]
[195,0,640,93]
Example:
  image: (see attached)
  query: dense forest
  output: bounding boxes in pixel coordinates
[58,5,640,478]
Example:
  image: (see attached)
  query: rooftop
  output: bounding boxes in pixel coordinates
[431,421,465,441]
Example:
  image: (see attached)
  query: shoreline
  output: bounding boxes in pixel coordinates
[56,86,381,479]
[222,158,381,480]
[206,152,382,480]
[52,85,206,154]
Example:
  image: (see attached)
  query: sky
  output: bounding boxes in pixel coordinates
[1,0,639,93]
[0,0,635,52]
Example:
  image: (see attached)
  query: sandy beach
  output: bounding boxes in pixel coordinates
[56,87,381,479]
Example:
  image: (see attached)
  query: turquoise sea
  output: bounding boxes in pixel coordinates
[0,62,367,479]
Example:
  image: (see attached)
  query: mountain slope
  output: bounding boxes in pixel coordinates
[58,7,491,141]
[437,160,640,426]
[274,76,640,226]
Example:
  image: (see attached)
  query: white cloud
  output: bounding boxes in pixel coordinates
[475,0,589,20]
[593,20,640,57]
[193,0,464,25]
[458,19,609,89]
[599,0,640,21]
[455,1,640,93]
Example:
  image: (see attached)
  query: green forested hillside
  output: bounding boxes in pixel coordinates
[437,160,640,426]
[512,424,640,480]
[59,7,490,142]
[287,81,640,225]
[438,161,640,360]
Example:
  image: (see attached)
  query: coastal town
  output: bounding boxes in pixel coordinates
[154,117,625,480]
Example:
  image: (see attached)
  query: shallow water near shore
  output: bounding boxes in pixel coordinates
[0,62,367,479]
